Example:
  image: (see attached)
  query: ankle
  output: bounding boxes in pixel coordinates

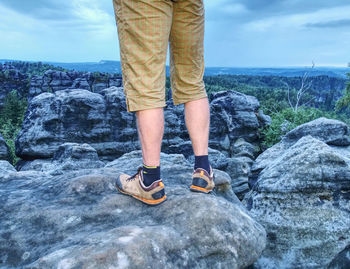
[142,163,161,187]
[194,154,210,174]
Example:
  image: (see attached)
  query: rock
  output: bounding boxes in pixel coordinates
[15,88,110,159]
[0,133,10,161]
[16,142,105,175]
[0,150,266,268]
[250,117,350,188]
[28,69,123,101]
[15,87,140,164]
[70,77,90,90]
[256,109,271,127]
[226,156,254,200]
[15,88,269,175]
[231,138,260,159]
[209,90,269,155]
[0,160,17,179]
[0,63,29,107]
[329,144,350,160]
[0,64,124,110]
[282,117,350,146]
[327,245,350,269]
[243,135,350,268]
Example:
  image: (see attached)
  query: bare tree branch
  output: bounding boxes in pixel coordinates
[284,62,315,113]
[283,81,294,112]
[302,96,316,107]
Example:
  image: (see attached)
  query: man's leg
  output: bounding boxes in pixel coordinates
[112,0,172,205]
[185,97,211,175]
[169,0,212,175]
[169,0,214,193]
[136,107,164,186]
[184,97,210,156]
[136,107,164,169]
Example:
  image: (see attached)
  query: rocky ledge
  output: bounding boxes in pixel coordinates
[243,117,350,268]
[0,145,266,268]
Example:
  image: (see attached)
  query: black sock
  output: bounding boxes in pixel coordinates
[194,155,210,174]
[142,163,160,187]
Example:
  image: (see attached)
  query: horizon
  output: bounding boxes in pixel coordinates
[1,58,349,69]
[0,0,349,67]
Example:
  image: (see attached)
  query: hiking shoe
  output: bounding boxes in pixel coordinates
[115,166,167,206]
[190,165,215,193]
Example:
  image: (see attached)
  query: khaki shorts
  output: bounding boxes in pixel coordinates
[112,0,208,112]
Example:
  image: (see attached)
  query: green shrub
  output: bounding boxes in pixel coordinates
[0,89,28,165]
[335,73,350,111]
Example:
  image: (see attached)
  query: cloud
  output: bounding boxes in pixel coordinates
[0,0,113,25]
[305,19,350,28]
[0,0,74,20]
[210,0,350,22]
[237,0,349,13]
[204,0,248,22]
[240,4,350,32]
[0,1,119,63]
[237,0,281,11]
[203,1,350,67]
[0,0,349,66]
[0,0,116,37]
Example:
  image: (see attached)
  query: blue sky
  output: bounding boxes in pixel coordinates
[0,0,349,67]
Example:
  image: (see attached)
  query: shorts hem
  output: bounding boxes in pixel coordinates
[173,92,208,106]
[126,100,167,112]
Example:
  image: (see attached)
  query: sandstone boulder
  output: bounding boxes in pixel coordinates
[243,135,350,268]
[0,147,266,268]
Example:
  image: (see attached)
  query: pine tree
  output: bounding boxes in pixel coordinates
[335,73,350,111]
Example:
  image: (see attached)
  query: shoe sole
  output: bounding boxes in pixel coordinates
[189,185,213,194]
[116,184,167,206]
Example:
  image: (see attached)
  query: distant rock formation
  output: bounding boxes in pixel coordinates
[29,70,122,101]
[243,117,350,268]
[15,87,270,200]
[0,63,123,109]
[0,146,266,268]
[0,63,29,107]
[15,87,137,163]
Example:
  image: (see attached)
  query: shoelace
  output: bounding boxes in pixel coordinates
[126,166,143,181]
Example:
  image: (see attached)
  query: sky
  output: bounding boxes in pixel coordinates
[0,0,349,67]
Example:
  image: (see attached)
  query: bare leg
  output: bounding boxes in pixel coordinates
[184,97,210,156]
[136,107,164,166]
